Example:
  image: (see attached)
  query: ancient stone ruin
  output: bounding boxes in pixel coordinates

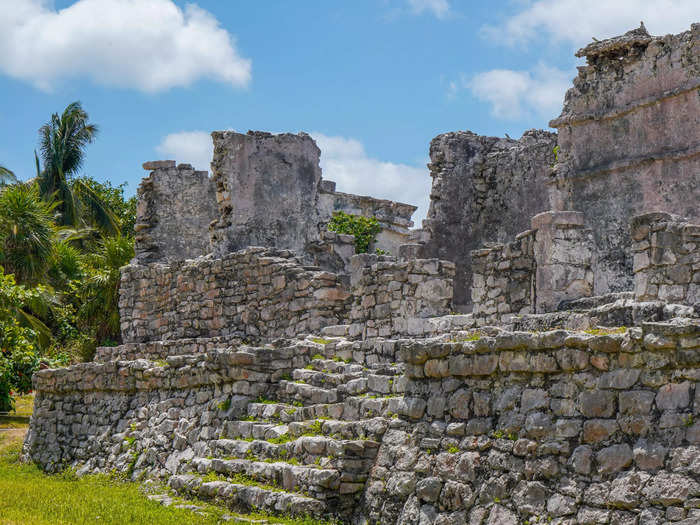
[24,23,699,525]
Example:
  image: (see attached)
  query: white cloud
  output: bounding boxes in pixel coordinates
[483,0,700,47]
[467,64,571,120]
[157,131,213,172]
[407,0,450,19]
[156,130,430,225]
[0,0,251,92]
[312,133,430,226]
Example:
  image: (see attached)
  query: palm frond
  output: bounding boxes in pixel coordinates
[73,178,120,235]
[0,165,17,185]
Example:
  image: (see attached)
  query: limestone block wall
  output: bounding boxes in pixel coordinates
[209,131,324,257]
[420,129,557,310]
[23,344,313,474]
[533,211,596,314]
[364,320,700,524]
[471,231,536,322]
[471,211,595,324]
[118,247,350,343]
[347,254,454,339]
[632,212,700,305]
[134,161,217,263]
[549,23,700,295]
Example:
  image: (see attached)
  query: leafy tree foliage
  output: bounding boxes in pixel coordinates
[0,102,137,410]
[327,211,382,254]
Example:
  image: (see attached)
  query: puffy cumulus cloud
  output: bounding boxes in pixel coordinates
[156,131,213,172]
[467,64,571,120]
[312,133,430,226]
[483,0,700,47]
[407,0,450,19]
[155,130,431,226]
[0,0,251,92]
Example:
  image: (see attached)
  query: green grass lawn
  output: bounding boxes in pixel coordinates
[0,396,334,525]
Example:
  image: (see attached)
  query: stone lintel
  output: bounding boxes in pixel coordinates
[143,160,176,171]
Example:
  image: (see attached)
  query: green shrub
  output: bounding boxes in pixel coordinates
[327,211,381,254]
[0,320,39,412]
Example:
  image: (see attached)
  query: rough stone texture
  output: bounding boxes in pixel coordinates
[549,23,700,295]
[22,22,700,525]
[532,211,596,313]
[347,254,455,339]
[471,230,536,323]
[471,211,595,324]
[119,249,455,344]
[119,247,351,343]
[209,131,324,257]
[420,129,557,310]
[365,320,700,524]
[134,162,216,263]
[632,212,700,306]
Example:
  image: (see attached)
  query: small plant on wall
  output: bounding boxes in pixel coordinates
[327,211,381,254]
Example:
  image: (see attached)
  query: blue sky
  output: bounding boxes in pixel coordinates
[1,1,698,223]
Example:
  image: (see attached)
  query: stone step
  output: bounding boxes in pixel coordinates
[291,368,360,388]
[188,457,341,495]
[246,401,346,422]
[305,358,364,375]
[222,416,389,442]
[344,395,394,419]
[209,436,380,477]
[169,474,326,518]
[278,380,340,404]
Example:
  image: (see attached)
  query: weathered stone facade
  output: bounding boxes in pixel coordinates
[366,320,700,525]
[471,211,595,325]
[549,23,700,295]
[632,212,700,305]
[471,231,536,323]
[119,247,350,343]
[347,254,454,339]
[209,131,325,257]
[135,161,216,263]
[420,130,557,310]
[119,247,455,345]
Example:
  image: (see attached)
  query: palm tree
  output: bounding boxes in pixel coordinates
[0,165,16,186]
[36,101,119,234]
[77,235,134,346]
[0,183,57,285]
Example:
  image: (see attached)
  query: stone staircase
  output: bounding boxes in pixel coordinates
[161,340,405,521]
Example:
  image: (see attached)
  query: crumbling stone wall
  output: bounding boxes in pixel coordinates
[209,131,324,257]
[550,23,700,295]
[205,131,416,264]
[347,254,454,339]
[23,343,314,474]
[365,320,700,524]
[532,211,596,314]
[471,231,536,323]
[632,212,700,305]
[119,249,455,345]
[119,247,350,343]
[134,161,217,263]
[420,130,557,310]
[471,211,595,325]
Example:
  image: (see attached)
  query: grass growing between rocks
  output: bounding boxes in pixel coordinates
[0,398,335,525]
